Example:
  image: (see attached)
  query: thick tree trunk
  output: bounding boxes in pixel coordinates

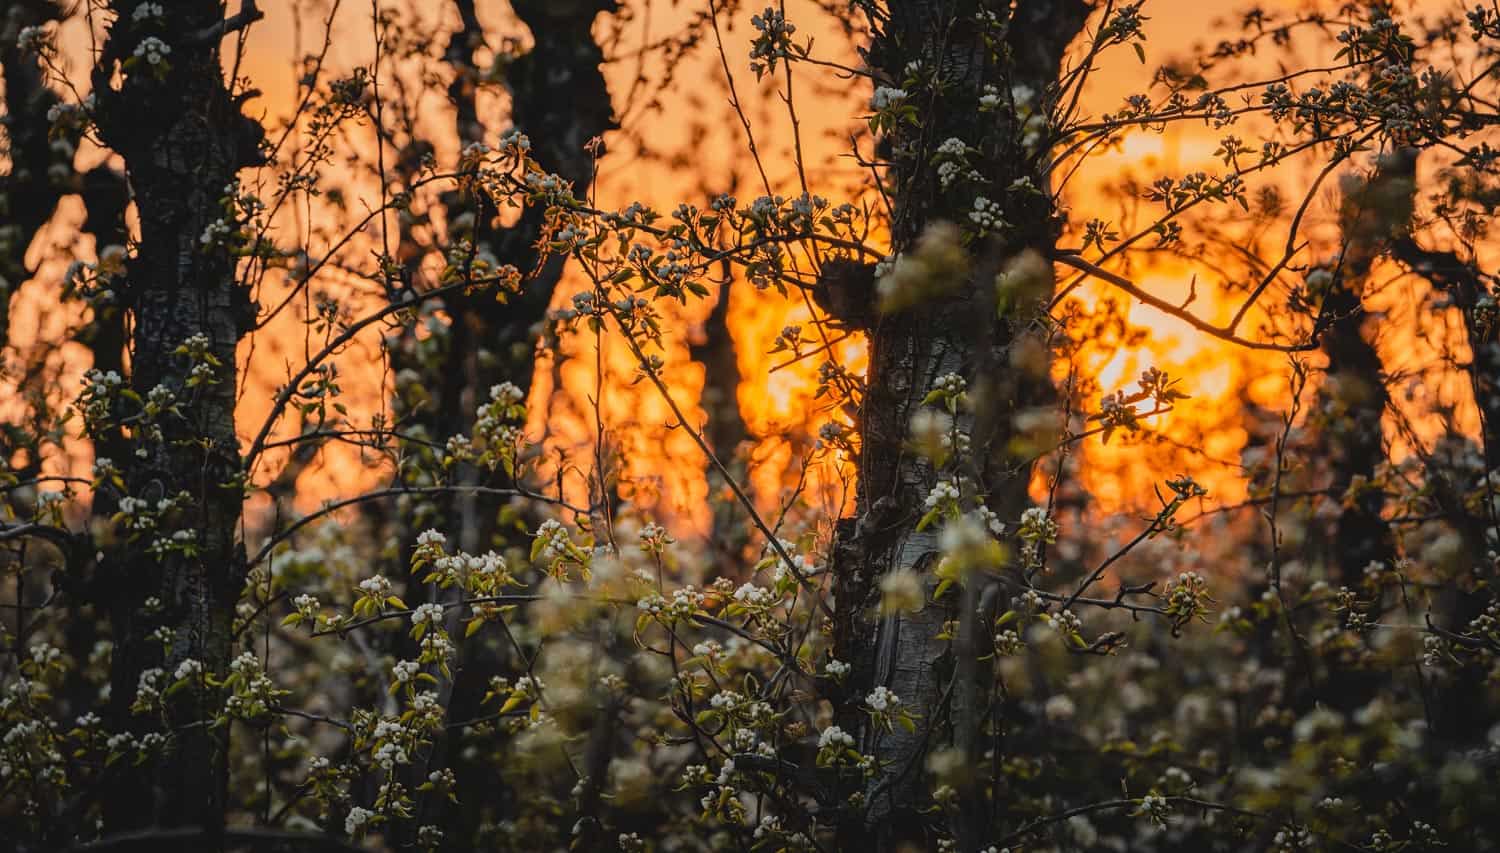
[58,163,130,728]
[1295,153,1408,725]
[1315,152,1410,584]
[89,1,264,836]
[3,0,132,754]
[832,1,1085,846]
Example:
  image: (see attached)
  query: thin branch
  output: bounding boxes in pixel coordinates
[249,485,586,568]
[186,0,265,46]
[66,825,365,853]
[1051,252,1318,352]
[0,522,74,546]
[244,279,474,470]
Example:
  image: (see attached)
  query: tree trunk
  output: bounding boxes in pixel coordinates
[1294,152,1408,723]
[89,1,264,837]
[832,1,1086,846]
[1392,240,1500,476]
[0,0,72,352]
[1387,156,1500,741]
[476,0,618,397]
[1316,151,1410,584]
[689,274,749,558]
[371,1,616,844]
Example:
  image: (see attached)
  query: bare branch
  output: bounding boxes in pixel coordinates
[1051,252,1318,353]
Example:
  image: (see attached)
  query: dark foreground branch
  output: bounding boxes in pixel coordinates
[65,825,364,853]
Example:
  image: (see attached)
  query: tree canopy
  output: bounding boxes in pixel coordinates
[2,1,1499,851]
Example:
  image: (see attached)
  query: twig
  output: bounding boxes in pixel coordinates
[186,0,264,46]
[1051,253,1317,353]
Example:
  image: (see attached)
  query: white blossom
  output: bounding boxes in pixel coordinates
[358,575,392,598]
[924,479,960,509]
[344,806,373,835]
[819,725,855,749]
[733,582,775,608]
[391,660,419,683]
[1044,694,1076,723]
[865,686,901,711]
[411,603,445,627]
[870,86,908,110]
[132,36,171,66]
[970,196,1005,231]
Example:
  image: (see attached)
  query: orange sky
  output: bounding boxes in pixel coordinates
[5,0,1485,541]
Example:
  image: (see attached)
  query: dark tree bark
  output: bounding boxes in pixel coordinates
[366,2,617,845]
[475,0,618,398]
[3,0,132,759]
[1385,158,1500,741]
[831,1,1087,847]
[0,1,71,354]
[1392,241,1500,476]
[384,0,616,516]
[76,165,132,389]
[55,163,131,733]
[1314,151,1411,584]
[88,0,265,837]
[689,274,749,557]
